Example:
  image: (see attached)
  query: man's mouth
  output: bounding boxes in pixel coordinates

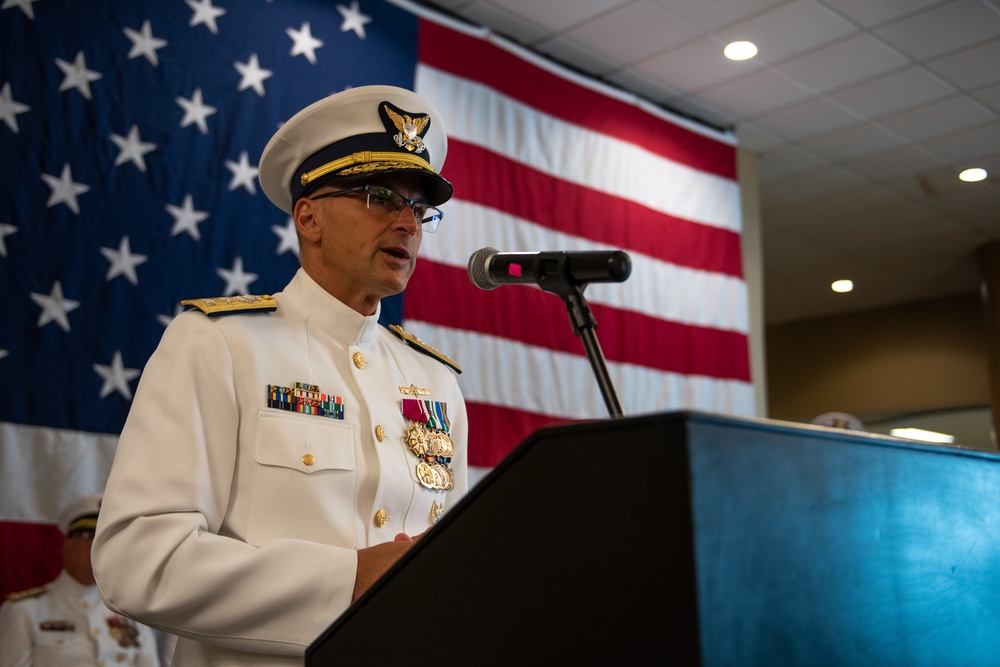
[382,247,409,260]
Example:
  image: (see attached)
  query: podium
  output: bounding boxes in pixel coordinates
[308,411,1000,666]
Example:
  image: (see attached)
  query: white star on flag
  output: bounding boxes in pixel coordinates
[225,151,258,194]
[93,351,141,400]
[234,54,272,97]
[272,217,299,256]
[337,2,372,39]
[218,256,258,295]
[0,349,7,361]
[101,236,148,285]
[2,0,40,20]
[166,194,209,240]
[31,280,80,332]
[186,0,226,35]
[110,125,157,172]
[41,163,90,214]
[0,221,16,257]
[176,88,217,134]
[123,20,168,66]
[55,51,103,100]
[0,82,30,133]
[287,22,323,64]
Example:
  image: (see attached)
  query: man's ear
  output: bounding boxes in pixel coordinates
[294,197,322,243]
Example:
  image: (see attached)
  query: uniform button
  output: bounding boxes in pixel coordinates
[374,509,388,527]
[375,425,385,442]
[353,351,365,369]
[302,453,315,466]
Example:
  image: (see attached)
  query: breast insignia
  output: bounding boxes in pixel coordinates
[181,294,278,316]
[5,585,48,602]
[388,325,461,374]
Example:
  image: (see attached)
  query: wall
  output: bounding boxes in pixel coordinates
[765,292,993,449]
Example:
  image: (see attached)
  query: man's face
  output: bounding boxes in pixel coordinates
[296,173,428,315]
[63,528,96,586]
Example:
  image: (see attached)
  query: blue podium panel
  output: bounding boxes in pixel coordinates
[308,412,1000,666]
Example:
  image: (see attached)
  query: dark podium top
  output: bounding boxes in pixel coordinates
[308,411,1000,666]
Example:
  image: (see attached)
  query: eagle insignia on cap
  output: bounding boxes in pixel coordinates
[383,103,429,154]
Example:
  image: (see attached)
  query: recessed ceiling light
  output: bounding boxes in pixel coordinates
[890,427,955,444]
[831,279,853,293]
[959,167,987,182]
[724,41,758,61]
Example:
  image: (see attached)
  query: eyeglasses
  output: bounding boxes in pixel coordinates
[309,185,443,233]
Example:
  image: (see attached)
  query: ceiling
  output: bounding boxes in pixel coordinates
[418,0,1000,324]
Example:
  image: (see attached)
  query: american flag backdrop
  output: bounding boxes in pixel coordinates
[0,0,751,601]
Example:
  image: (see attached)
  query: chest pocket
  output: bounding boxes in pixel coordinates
[248,411,358,546]
[255,411,356,473]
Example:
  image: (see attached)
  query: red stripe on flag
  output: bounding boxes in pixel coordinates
[466,401,574,467]
[443,141,744,277]
[0,521,64,601]
[418,20,736,180]
[407,261,751,381]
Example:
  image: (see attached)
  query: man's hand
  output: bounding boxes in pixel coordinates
[352,530,427,602]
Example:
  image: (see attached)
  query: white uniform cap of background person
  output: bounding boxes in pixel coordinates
[811,412,865,431]
[58,493,103,535]
[258,85,453,215]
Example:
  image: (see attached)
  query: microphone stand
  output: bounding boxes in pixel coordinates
[541,277,626,420]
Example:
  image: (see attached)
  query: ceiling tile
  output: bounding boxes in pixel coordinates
[734,123,785,152]
[534,36,622,76]
[926,39,1000,90]
[757,145,832,182]
[601,68,685,105]
[650,0,789,31]
[665,95,738,129]
[807,183,912,216]
[843,145,946,180]
[559,1,701,65]
[452,2,553,44]
[632,37,764,93]
[696,68,813,119]
[816,0,947,29]
[828,66,956,118]
[716,0,858,63]
[921,123,1000,163]
[798,122,904,162]
[749,97,860,140]
[877,95,998,142]
[774,33,909,94]
[873,0,1000,61]
[973,82,1000,113]
[768,165,869,198]
[474,0,632,33]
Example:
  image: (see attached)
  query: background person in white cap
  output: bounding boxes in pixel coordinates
[92,85,468,665]
[0,493,161,667]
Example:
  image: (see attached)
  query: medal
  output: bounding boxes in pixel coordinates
[401,396,455,492]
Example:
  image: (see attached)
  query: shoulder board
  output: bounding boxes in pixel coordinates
[5,585,47,602]
[180,294,277,316]
[388,324,461,374]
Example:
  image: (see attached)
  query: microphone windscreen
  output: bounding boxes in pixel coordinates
[467,247,500,290]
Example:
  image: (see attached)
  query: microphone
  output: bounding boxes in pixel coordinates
[467,247,631,291]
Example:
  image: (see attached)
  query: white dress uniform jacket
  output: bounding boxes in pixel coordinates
[92,269,468,665]
[0,571,160,667]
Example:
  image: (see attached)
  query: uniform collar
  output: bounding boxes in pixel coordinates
[283,268,382,345]
[52,570,100,600]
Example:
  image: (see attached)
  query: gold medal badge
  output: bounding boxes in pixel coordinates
[401,396,455,491]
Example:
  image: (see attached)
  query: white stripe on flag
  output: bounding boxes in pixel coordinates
[417,64,742,233]
[420,200,750,333]
[0,421,116,524]
[404,322,756,418]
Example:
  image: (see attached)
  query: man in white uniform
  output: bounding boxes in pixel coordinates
[92,86,468,665]
[0,494,161,667]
